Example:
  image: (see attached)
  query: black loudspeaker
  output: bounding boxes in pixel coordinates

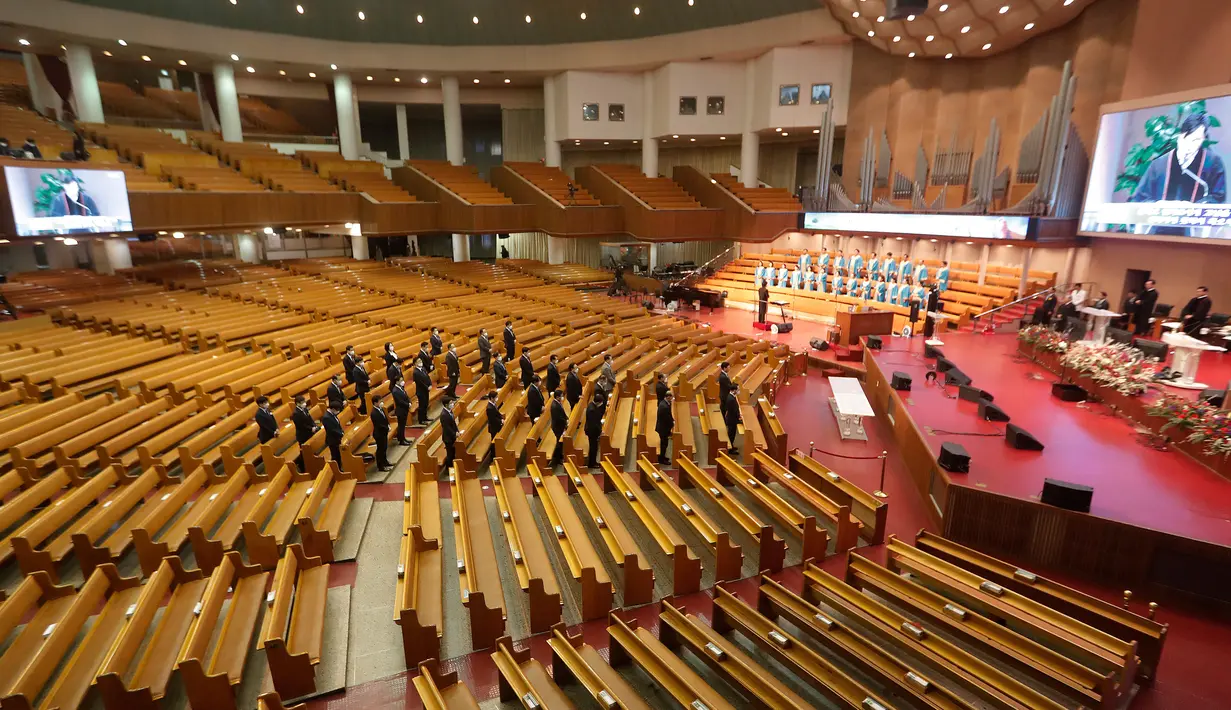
[935,357,955,373]
[1199,388,1226,407]
[137,233,157,242]
[1040,477,1092,513]
[944,369,972,387]
[866,335,883,350]
[886,0,929,21]
[957,385,992,403]
[891,371,912,391]
[1005,423,1044,450]
[810,338,830,352]
[1051,383,1087,402]
[979,400,1010,422]
[938,442,970,473]
[775,322,794,333]
[924,344,944,359]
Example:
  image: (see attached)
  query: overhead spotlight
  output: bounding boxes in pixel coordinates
[263,227,274,235]
[925,35,934,41]
[173,231,185,239]
[813,128,820,133]
[852,11,859,18]
[420,76,428,83]
[308,72,317,77]
[141,55,151,62]
[160,69,169,76]
[525,15,532,23]
[1064,0,1074,4]
[633,140,638,144]
[279,69,286,76]
[982,43,992,50]
[781,133,788,137]
[18,39,29,47]
[473,78,480,83]
[908,52,916,57]
[1000,5,1010,13]
[296,4,304,14]
[603,141,610,145]
[63,238,78,246]
[230,53,239,60]
[938,3,949,11]
[118,39,127,46]
[672,134,679,138]
[472,15,479,23]
[1024,22,1035,30]
[416,14,423,23]
[868,30,875,37]
[719,136,726,140]
[229,0,237,4]
[178,59,187,66]
[688,0,694,5]
[907,14,916,21]
[503,78,511,84]
[357,10,365,20]
[394,77,400,82]
[961,25,970,33]
[775,127,782,132]
[246,66,255,73]
[945,52,954,59]
[103,50,112,56]
[330,63,337,70]
[634,7,640,15]
[580,11,587,19]
[876,15,884,22]
[690,137,696,142]
[893,35,900,42]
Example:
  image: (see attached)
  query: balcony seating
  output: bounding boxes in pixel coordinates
[407,160,513,205]
[236,96,310,135]
[0,105,72,158]
[711,173,802,211]
[142,87,203,122]
[97,81,183,121]
[597,163,704,209]
[503,162,602,206]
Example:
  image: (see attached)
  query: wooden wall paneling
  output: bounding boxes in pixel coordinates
[358,200,439,236]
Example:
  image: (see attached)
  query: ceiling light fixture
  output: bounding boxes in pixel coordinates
[925,34,934,41]
[141,55,151,61]
[982,42,992,50]
[1000,5,1010,13]
[246,66,255,72]
[229,0,237,4]
[781,133,788,137]
[279,69,286,76]
[1064,0,1074,5]
[18,39,29,46]
[416,14,423,23]
[308,72,316,77]
[775,127,782,132]
[893,35,901,42]
[813,129,820,133]
[394,77,400,82]
[868,30,875,37]
[961,25,970,33]
[103,50,112,56]
[525,15,532,22]
[719,136,726,140]
[473,78,480,83]
[672,134,679,138]
[852,11,859,17]
[420,76,428,83]
[330,63,337,70]
[230,53,239,60]
[945,52,954,59]
[117,39,127,46]
[178,59,187,66]
[908,52,916,57]
[503,78,511,84]
[1024,22,1035,30]
[296,4,304,14]
[472,15,479,23]
[173,231,185,239]
[603,141,610,145]
[690,137,696,142]
[907,14,916,21]
[634,7,640,15]
[938,3,949,11]
[876,15,884,22]
[580,12,587,19]
[366,75,373,81]
[357,10,365,20]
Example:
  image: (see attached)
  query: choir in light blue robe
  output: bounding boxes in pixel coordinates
[862,280,875,300]
[754,264,766,286]
[776,266,789,287]
[936,265,950,292]
[867,256,880,279]
[915,286,927,303]
[835,256,846,277]
[818,252,830,270]
[798,252,811,271]
[790,269,803,289]
[883,258,897,280]
[803,269,816,291]
[817,272,828,294]
[850,254,864,279]
[848,278,861,296]
[888,283,901,305]
[833,275,845,294]
[876,281,888,302]
[915,263,928,285]
[900,260,914,283]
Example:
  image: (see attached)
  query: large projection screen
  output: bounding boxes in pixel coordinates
[1081,85,1231,241]
[4,166,132,237]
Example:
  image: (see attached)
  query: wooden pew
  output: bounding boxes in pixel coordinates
[451,465,506,650]
[132,462,255,575]
[528,460,613,622]
[491,636,574,709]
[547,623,652,710]
[260,544,330,700]
[490,460,562,633]
[411,659,480,709]
[397,465,444,668]
[715,451,827,564]
[177,551,270,710]
[564,462,654,607]
[637,456,744,581]
[244,460,347,569]
[606,614,736,710]
[676,456,785,573]
[755,397,787,462]
[798,563,1068,710]
[600,456,701,596]
[788,449,887,544]
[751,450,860,553]
[6,464,128,573]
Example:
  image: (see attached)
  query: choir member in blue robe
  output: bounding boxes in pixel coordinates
[936,261,950,292]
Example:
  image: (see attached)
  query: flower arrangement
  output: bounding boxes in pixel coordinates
[1017,325,1067,353]
[1060,341,1157,396]
[1149,392,1231,457]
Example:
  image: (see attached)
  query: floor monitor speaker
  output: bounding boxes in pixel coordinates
[938,442,970,473]
[1005,423,1044,450]
[866,335,883,350]
[810,337,829,351]
[1041,477,1092,512]
[924,344,944,359]
[979,400,1011,422]
[1051,383,1088,402]
[935,357,955,373]
[958,385,992,403]
[945,369,972,387]
[891,371,912,391]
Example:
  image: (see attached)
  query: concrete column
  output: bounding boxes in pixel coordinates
[741,59,759,188]
[1061,246,1077,288]
[543,76,561,168]
[64,44,104,123]
[333,73,359,160]
[649,244,661,272]
[641,71,658,177]
[1019,247,1034,296]
[352,235,369,261]
[452,234,470,262]
[395,104,410,162]
[547,235,566,265]
[21,54,59,118]
[212,62,244,142]
[352,92,364,145]
[977,244,990,285]
[88,238,131,275]
[233,233,261,263]
[442,77,463,166]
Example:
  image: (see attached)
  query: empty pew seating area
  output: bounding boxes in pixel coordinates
[502,162,602,206]
[123,259,282,289]
[501,259,614,287]
[236,96,311,135]
[142,86,203,122]
[0,270,163,313]
[712,173,803,211]
[97,81,185,121]
[0,104,72,158]
[406,160,515,205]
[191,134,339,192]
[0,58,31,107]
[417,261,545,292]
[597,163,705,209]
[83,124,266,191]
[300,153,417,202]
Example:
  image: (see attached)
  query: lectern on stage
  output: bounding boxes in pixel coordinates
[1161,331,1227,390]
[834,309,894,346]
[1079,306,1121,343]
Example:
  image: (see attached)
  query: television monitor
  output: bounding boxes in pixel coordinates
[1080,87,1231,240]
[4,166,132,236]
[802,212,1032,239]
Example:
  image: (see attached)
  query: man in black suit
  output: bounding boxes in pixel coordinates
[445,343,461,398]
[757,282,770,324]
[600,354,615,386]
[477,327,492,374]
[546,354,561,394]
[342,345,359,386]
[291,394,318,472]
[371,400,392,471]
[565,363,582,409]
[417,341,434,372]
[429,327,443,357]
[655,391,674,466]
[486,390,504,440]
[390,374,412,445]
[1133,280,1160,336]
[655,372,669,402]
[723,385,742,456]
[385,358,402,386]
[717,361,734,404]
[352,357,371,415]
[493,352,509,389]
[326,374,345,406]
[585,392,604,468]
[549,390,569,467]
[413,360,432,425]
[323,399,345,465]
[595,374,613,404]
[440,397,458,474]
[526,374,545,422]
[503,320,516,362]
[520,346,535,389]
[1180,286,1213,336]
[255,396,278,444]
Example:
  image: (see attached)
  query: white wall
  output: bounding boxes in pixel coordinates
[235,77,543,109]
[556,71,645,141]
[654,62,745,137]
[752,45,852,132]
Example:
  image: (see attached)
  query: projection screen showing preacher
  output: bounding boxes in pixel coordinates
[1081,94,1231,239]
[803,212,1031,240]
[5,166,133,237]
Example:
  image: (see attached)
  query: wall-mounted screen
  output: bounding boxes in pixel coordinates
[1081,94,1231,239]
[803,212,1031,240]
[5,166,132,236]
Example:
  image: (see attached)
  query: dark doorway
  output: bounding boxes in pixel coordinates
[1122,268,1150,304]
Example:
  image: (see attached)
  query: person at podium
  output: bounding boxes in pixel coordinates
[1180,286,1212,336]
[1128,111,1227,236]
[757,281,769,324]
[1132,280,1159,335]
[1092,291,1110,311]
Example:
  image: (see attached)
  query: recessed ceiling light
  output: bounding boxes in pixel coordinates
[525,15,532,23]
[472,15,479,23]
[908,52,916,57]
[907,14,916,21]
[117,39,127,46]
[366,75,373,81]
[416,14,423,23]
[603,141,610,145]
[633,140,638,144]
[473,78,480,83]
[246,66,255,73]
[575,141,581,145]
[775,127,782,132]
[296,4,304,14]
[813,129,820,133]
[330,63,337,70]
[938,3,949,11]
[394,77,400,82]
[160,69,169,76]
[1000,5,1010,13]
[690,138,696,142]
[279,69,287,76]
[420,76,428,83]
[308,72,316,77]
[503,78,511,84]
[925,35,934,41]
[1024,22,1035,30]
[945,52,954,59]
[982,43,992,50]
[580,11,587,19]
[961,25,970,33]
[357,10,365,20]
[60,45,65,50]
[634,7,640,15]
[230,53,239,60]
[18,39,29,47]
[178,59,187,66]
[876,15,884,22]
[1064,0,1073,5]
[672,134,679,138]
[103,50,112,56]
[893,35,901,42]
[852,11,859,18]
[868,30,875,37]
[781,133,788,137]
[229,0,237,4]
[688,0,694,5]
[141,55,151,61]
[173,231,185,239]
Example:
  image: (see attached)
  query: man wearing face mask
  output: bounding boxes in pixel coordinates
[48,171,99,218]
[1130,111,1227,236]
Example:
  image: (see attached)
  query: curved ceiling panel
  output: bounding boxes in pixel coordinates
[825,0,1103,58]
[62,0,822,45]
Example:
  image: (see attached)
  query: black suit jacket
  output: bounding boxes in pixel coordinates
[371,407,389,435]
[256,408,278,443]
[446,352,460,378]
[1182,295,1212,324]
[655,380,669,401]
[503,327,516,357]
[493,359,508,388]
[550,399,568,436]
[526,385,544,420]
[383,351,399,367]
[413,367,432,396]
[323,411,345,445]
[353,364,371,394]
[1134,288,1160,328]
[520,354,534,387]
[723,393,742,428]
[386,362,402,384]
[656,398,674,434]
[430,334,443,356]
[718,371,734,403]
[487,401,504,437]
[440,408,458,444]
[418,349,434,371]
[326,382,345,405]
[585,401,604,436]
[392,385,411,416]
[292,406,316,443]
[342,353,358,383]
[566,372,582,402]
[546,363,560,393]
[478,334,491,357]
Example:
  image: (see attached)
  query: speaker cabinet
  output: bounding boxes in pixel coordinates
[958,385,992,403]
[1051,383,1088,402]
[866,335,883,350]
[891,371,912,391]
[1005,423,1044,450]
[810,337,829,352]
[938,442,970,473]
[774,322,794,333]
[1041,478,1092,513]
[935,357,955,373]
[979,400,1010,422]
[924,344,944,360]
[945,369,972,387]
